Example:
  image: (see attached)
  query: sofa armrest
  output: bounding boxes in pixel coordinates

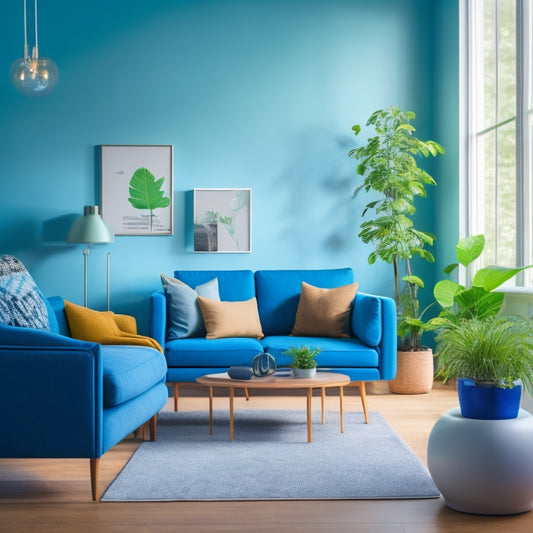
[150,290,167,350]
[0,323,104,458]
[351,292,397,381]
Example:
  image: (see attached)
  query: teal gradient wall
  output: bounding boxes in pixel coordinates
[0,0,459,333]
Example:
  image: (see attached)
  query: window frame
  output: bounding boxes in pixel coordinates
[461,0,533,289]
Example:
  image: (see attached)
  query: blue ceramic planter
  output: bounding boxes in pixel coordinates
[457,378,522,420]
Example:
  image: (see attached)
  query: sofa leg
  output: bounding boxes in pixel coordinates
[174,383,179,411]
[356,381,369,423]
[245,387,249,401]
[90,458,100,502]
[149,413,157,441]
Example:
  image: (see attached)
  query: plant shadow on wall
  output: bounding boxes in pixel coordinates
[272,129,358,261]
[349,106,445,394]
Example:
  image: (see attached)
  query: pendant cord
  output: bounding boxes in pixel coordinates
[33,0,39,56]
[23,0,28,58]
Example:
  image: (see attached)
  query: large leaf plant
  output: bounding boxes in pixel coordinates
[431,234,532,324]
[128,167,170,232]
[349,106,444,350]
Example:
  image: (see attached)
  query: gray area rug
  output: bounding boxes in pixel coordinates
[101,409,440,501]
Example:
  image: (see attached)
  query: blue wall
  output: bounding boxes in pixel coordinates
[0,0,459,333]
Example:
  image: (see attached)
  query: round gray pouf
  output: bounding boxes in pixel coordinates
[427,407,533,515]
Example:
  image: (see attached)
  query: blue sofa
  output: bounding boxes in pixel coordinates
[151,268,396,420]
[0,296,168,501]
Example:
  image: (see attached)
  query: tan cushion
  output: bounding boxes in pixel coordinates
[197,296,264,340]
[64,300,163,352]
[291,281,358,338]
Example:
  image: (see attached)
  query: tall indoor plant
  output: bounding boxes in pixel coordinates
[349,106,444,393]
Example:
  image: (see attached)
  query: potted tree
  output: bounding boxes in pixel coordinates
[349,106,444,393]
[431,234,533,418]
[283,345,320,378]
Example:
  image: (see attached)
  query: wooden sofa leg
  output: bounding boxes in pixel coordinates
[245,387,249,401]
[357,381,369,424]
[90,458,100,502]
[174,383,179,411]
[149,413,157,441]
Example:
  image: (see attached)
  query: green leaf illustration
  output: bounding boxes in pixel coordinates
[128,167,170,231]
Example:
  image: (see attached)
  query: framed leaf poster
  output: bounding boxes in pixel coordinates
[100,145,173,235]
[193,188,251,252]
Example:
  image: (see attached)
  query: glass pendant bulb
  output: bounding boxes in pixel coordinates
[9,52,59,96]
[10,0,58,97]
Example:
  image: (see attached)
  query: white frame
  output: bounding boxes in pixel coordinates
[193,188,252,253]
[101,145,174,236]
[463,0,533,287]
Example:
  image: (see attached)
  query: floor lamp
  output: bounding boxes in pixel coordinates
[67,205,114,309]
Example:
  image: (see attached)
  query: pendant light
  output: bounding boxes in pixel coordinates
[9,0,59,96]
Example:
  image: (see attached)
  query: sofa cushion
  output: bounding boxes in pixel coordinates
[64,300,163,352]
[102,345,167,408]
[291,281,358,338]
[352,292,382,347]
[165,337,263,367]
[197,296,264,339]
[161,274,220,340]
[261,335,379,368]
[175,270,255,301]
[255,268,355,336]
[0,255,50,330]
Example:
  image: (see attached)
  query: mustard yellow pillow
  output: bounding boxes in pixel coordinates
[64,300,120,341]
[291,281,358,338]
[197,296,264,340]
[64,301,162,352]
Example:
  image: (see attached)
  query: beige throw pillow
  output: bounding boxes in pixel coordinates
[291,281,358,338]
[197,296,264,340]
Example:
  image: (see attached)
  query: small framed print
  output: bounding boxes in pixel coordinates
[193,188,252,253]
[101,145,173,235]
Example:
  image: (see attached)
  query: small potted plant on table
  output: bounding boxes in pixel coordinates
[283,345,320,378]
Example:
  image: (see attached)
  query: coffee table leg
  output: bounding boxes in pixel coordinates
[340,386,344,433]
[229,387,234,441]
[209,386,213,435]
[307,388,312,443]
[321,387,325,424]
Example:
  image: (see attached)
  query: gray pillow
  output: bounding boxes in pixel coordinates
[161,274,220,339]
[0,255,50,330]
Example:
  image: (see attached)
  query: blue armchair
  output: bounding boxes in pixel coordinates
[0,297,168,501]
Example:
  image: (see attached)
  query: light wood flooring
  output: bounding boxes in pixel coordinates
[1,381,533,532]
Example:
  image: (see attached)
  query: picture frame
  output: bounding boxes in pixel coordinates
[193,188,252,253]
[100,145,173,235]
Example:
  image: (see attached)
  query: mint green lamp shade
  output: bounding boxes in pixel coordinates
[67,205,114,244]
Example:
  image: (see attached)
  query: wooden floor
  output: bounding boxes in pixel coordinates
[1,382,533,532]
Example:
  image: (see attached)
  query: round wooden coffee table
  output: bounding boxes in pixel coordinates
[196,371,352,442]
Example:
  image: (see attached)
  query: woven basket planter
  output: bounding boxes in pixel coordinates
[389,348,434,394]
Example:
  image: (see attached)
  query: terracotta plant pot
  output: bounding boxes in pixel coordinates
[389,348,434,394]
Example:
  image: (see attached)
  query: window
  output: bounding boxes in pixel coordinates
[463,0,533,287]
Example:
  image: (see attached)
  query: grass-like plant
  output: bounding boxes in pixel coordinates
[282,345,320,369]
[434,315,533,396]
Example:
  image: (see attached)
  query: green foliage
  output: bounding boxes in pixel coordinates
[282,345,321,369]
[431,234,532,324]
[434,315,533,396]
[397,274,435,350]
[128,167,170,231]
[349,106,444,350]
